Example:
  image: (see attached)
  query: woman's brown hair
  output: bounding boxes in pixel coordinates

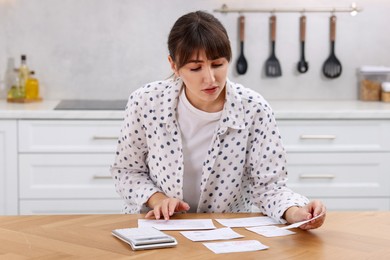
[168,11,232,70]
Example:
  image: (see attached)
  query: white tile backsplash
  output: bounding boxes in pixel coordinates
[0,0,389,100]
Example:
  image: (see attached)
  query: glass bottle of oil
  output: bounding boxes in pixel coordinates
[7,69,23,100]
[25,71,40,100]
[18,54,30,98]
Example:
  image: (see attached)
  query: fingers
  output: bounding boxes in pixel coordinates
[299,200,327,230]
[145,209,155,219]
[177,201,190,212]
[290,207,311,222]
[300,213,326,230]
[160,199,176,220]
[144,197,189,220]
[307,200,325,216]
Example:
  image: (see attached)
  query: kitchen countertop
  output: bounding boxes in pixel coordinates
[0,100,125,120]
[1,99,390,120]
[1,212,390,259]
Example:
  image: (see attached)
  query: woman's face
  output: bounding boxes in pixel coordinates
[169,50,229,112]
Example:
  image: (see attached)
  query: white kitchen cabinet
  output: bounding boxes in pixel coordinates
[18,120,121,153]
[18,120,123,215]
[278,120,390,210]
[279,120,390,152]
[19,199,123,215]
[307,198,389,211]
[19,153,118,199]
[0,120,18,215]
[7,112,390,214]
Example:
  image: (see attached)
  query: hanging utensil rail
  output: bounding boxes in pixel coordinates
[214,3,362,15]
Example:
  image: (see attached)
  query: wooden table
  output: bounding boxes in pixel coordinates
[0,212,389,259]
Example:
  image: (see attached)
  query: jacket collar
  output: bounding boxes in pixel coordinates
[220,79,246,131]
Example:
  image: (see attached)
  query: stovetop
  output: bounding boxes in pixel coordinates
[54,99,128,110]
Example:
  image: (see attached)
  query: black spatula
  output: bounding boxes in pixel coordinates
[322,15,342,78]
[265,15,282,77]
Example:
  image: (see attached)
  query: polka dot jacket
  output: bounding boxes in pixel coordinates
[110,77,309,223]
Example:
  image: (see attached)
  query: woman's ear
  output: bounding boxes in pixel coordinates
[168,55,179,77]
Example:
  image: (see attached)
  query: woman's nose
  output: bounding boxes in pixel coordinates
[203,66,215,83]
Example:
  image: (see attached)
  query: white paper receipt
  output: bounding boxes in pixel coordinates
[203,240,269,254]
[180,227,243,242]
[247,226,296,237]
[215,216,279,228]
[138,219,216,230]
[281,212,325,229]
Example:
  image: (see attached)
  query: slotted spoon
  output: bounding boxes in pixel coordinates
[236,15,248,75]
[297,15,308,73]
[265,15,282,77]
[323,15,342,78]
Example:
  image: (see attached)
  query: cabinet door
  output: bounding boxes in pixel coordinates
[19,153,119,199]
[278,120,390,152]
[286,152,390,197]
[0,120,18,215]
[308,198,389,211]
[19,199,123,215]
[18,120,122,153]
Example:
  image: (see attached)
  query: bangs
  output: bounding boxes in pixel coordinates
[174,22,231,68]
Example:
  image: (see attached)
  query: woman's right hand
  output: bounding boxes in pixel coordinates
[145,192,190,220]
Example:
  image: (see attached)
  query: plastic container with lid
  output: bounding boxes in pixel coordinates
[358,66,390,101]
[382,82,390,102]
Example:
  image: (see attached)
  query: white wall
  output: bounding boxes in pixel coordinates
[0,0,389,100]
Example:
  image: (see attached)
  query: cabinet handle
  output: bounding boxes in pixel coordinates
[93,175,112,179]
[299,134,336,140]
[92,136,118,140]
[299,174,335,179]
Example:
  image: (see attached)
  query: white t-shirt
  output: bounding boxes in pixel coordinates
[177,88,222,212]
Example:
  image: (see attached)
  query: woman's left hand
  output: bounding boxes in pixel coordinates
[284,200,326,230]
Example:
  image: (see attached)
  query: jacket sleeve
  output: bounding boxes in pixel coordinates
[249,103,309,223]
[110,89,162,213]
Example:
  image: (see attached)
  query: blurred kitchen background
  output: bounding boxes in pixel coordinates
[0,0,389,101]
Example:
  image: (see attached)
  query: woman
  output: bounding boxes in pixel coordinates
[111,11,326,230]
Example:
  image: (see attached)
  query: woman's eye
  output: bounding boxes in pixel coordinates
[190,67,201,71]
[212,63,223,68]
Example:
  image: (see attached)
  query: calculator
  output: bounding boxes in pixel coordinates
[112,227,178,250]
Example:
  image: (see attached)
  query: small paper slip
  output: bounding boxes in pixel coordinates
[215,216,279,228]
[203,240,268,254]
[138,219,216,230]
[246,226,296,237]
[180,227,244,242]
[281,212,325,229]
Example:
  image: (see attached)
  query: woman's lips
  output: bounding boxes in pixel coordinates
[202,86,218,95]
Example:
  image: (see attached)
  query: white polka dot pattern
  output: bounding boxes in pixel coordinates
[110,78,309,223]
